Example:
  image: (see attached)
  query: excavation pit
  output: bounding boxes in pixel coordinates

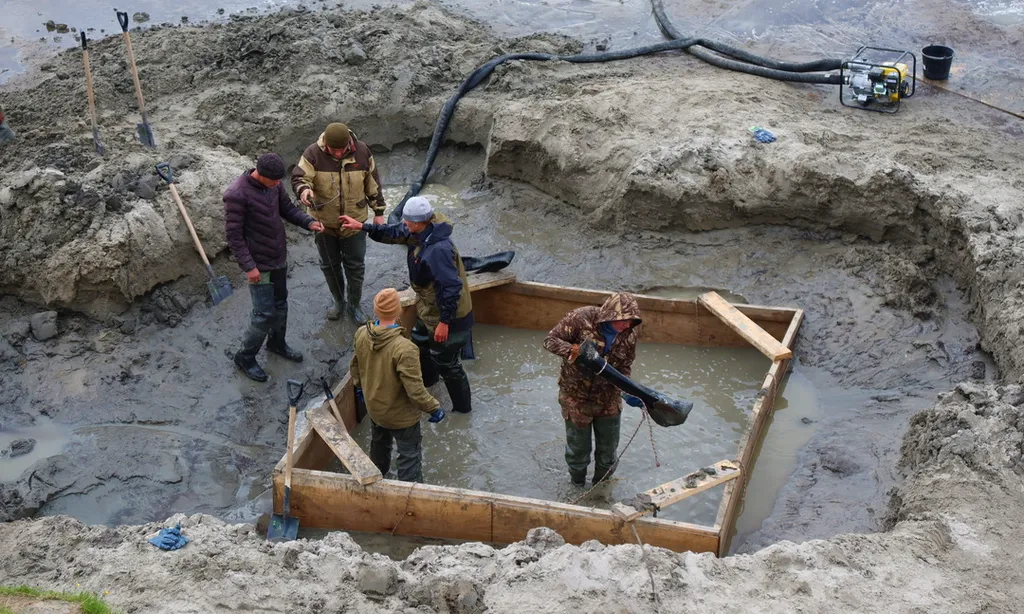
[273,275,804,555]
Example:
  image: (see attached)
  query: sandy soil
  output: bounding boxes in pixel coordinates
[2,1,1024,611]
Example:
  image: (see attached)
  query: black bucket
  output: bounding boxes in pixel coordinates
[921,44,954,80]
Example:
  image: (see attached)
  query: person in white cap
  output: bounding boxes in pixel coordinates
[340,196,475,414]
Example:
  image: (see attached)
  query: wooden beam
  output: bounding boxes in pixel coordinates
[612,460,741,522]
[472,284,791,348]
[503,282,798,322]
[274,468,720,554]
[307,405,382,485]
[698,292,792,360]
[397,270,516,306]
[715,308,804,556]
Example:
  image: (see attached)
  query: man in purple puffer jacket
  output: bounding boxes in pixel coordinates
[224,153,325,382]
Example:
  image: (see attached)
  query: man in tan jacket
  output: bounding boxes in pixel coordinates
[350,288,446,482]
[291,122,386,321]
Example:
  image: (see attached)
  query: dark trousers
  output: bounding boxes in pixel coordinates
[411,321,472,413]
[238,267,288,362]
[315,231,366,306]
[565,415,622,484]
[370,420,423,482]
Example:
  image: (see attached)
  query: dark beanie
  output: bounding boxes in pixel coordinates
[324,123,351,149]
[256,153,286,180]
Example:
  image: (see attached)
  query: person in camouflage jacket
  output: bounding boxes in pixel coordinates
[543,292,642,486]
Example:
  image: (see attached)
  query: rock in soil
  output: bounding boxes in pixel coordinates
[29,311,58,341]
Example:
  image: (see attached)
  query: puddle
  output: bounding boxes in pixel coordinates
[346,323,824,528]
[0,418,72,482]
[643,285,749,304]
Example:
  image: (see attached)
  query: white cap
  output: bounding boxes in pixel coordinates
[402,196,434,222]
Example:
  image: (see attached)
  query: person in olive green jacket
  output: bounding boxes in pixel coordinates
[350,288,446,482]
[341,197,475,415]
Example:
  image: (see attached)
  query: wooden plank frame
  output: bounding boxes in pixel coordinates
[272,276,803,556]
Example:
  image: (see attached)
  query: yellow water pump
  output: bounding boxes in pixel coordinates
[840,46,916,113]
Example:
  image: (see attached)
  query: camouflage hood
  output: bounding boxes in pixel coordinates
[596,292,642,328]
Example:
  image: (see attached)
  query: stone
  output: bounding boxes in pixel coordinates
[524,526,565,552]
[0,187,13,206]
[133,12,151,23]
[357,564,397,596]
[134,174,161,200]
[9,439,36,458]
[167,153,196,170]
[344,44,368,65]
[29,311,59,341]
[970,360,987,380]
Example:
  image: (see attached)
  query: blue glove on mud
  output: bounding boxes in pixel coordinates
[622,393,645,408]
[750,126,776,143]
[428,407,446,423]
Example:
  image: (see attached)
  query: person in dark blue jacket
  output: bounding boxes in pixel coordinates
[340,197,474,413]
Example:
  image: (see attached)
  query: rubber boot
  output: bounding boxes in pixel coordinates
[569,470,586,487]
[267,311,303,362]
[444,374,473,414]
[233,352,268,382]
[321,265,345,321]
[347,284,368,323]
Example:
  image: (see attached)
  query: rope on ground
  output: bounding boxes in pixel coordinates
[630,522,662,610]
[391,482,418,536]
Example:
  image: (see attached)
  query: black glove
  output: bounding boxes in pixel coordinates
[573,340,607,374]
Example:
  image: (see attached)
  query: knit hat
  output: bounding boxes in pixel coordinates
[324,123,352,149]
[255,153,286,180]
[402,196,434,223]
[373,288,402,321]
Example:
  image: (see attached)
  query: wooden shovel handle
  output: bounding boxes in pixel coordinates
[120,29,149,122]
[81,35,100,132]
[165,182,213,269]
[285,405,297,490]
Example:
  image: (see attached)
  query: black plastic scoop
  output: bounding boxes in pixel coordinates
[575,340,693,427]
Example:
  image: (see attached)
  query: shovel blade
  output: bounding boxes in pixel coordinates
[266,513,299,542]
[93,129,105,156]
[207,276,233,305]
[136,123,157,148]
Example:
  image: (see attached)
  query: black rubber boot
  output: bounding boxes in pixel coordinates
[267,343,303,362]
[348,303,369,323]
[444,375,473,414]
[233,352,268,382]
[322,266,345,321]
[570,471,586,487]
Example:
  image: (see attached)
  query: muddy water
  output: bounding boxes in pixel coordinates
[345,324,821,528]
[0,419,72,482]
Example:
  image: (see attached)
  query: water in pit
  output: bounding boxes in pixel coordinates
[345,324,823,528]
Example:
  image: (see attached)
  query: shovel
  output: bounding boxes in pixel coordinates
[155,162,234,305]
[268,379,305,542]
[80,33,105,156]
[115,10,157,148]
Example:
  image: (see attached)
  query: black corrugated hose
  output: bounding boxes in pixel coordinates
[388,1,844,222]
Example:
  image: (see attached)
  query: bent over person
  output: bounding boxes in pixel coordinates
[350,288,446,482]
[340,197,475,414]
[224,153,324,382]
[543,292,642,486]
[291,122,387,322]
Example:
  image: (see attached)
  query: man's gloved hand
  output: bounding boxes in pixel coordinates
[355,387,365,404]
[428,407,446,423]
[622,393,645,408]
[573,340,607,373]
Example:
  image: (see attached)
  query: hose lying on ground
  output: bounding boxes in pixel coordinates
[389,0,845,222]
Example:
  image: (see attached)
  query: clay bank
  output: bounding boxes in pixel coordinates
[1,1,1024,612]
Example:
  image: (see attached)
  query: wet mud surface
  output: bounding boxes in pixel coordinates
[0,4,1022,608]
